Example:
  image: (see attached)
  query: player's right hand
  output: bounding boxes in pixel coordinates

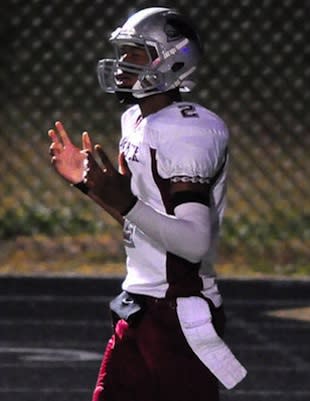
[83,145,137,215]
[48,121,92,184]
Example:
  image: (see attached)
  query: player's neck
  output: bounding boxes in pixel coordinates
[138,90,182,117]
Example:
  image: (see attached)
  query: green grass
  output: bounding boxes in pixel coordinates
[0,206,308,278]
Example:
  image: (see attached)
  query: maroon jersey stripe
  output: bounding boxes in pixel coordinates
[150,148,203,298]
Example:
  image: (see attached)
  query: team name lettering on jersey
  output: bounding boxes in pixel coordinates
[120,137,139,162]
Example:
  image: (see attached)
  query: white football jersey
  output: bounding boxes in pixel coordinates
[120,101,229,307]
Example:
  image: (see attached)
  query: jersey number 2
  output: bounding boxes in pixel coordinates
[178,104,199,118]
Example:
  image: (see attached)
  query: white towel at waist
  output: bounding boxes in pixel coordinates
[176,296,247,389]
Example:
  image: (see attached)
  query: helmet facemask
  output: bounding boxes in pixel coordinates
[97,33,166,98]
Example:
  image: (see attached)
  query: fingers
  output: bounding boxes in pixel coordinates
[82,131,92,151]
[48,122,92,152]
[50,155,59,166]
[83,151,100,188]
[118,152,131,176]
[49,141,62,157]
[55,121,72,146]
[84,150,97,171]
[48,129,58,143]
[83,145,114,186]
[48,121,71,148]
[50,154,62,172]
[95,144,115,173]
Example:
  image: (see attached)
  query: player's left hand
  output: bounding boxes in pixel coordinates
[48,121,92,184]
[84,145,137,215]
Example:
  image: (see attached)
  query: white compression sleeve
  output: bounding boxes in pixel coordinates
[125,200,211,263]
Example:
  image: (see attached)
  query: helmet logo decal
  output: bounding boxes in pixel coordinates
[162,38,189,60]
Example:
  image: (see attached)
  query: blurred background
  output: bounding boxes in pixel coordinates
[1,0,309,277]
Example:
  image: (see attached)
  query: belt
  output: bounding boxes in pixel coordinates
[142,295,177,310]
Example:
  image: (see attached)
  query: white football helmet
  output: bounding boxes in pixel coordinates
[97,7,202,98]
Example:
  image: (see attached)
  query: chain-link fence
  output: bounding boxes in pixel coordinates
[1,0,309,275]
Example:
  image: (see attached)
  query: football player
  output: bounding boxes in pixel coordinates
[49,7,246,401]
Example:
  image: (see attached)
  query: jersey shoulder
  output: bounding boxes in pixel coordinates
[147,102,229,180]
[148,102,228,134]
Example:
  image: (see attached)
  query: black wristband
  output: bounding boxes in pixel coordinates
[73,181,89,194]
[120,196,138,216]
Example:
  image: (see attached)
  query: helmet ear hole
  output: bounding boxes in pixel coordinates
[172,62,184,72]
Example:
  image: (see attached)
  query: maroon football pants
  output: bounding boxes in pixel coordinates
[92,298,225,401]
